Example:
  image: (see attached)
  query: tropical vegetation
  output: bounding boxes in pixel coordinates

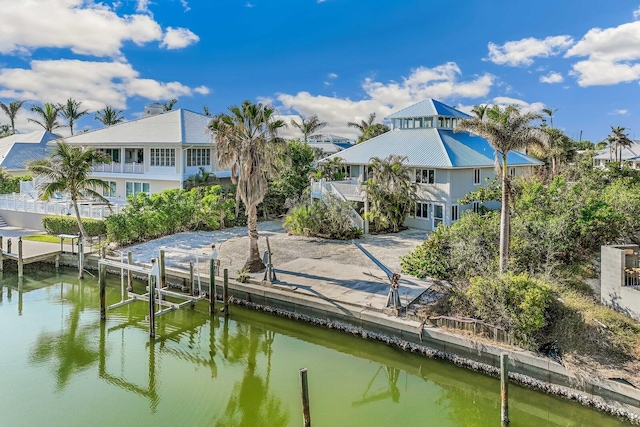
[95,106,125,127]
[290,115,327,143]
[0,100,25,135]
[284,196,362,240]
[59,98,89,135]
[29,103,62,133]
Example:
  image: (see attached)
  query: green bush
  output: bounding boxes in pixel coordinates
[284,196,362,240]
[42,215,106,237]
[0,171,30,194]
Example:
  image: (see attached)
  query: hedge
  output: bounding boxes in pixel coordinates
[42,215,107,237]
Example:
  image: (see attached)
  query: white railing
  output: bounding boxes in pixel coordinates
[92,162,144,174]
[310,179,364,230]
[0,193,125,220]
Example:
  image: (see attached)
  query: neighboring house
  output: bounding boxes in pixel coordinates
[601,245,640,320]
[315,99,543,232]
[63,109,226,201]
[307,134,352,156]
[593,141,640,167]
[0,130,59,175]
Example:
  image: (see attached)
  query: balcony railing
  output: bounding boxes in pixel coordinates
[91,162,144,174]
[0,194,125,220]
[624,268,640,289]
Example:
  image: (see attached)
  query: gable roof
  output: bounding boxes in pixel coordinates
[63,109,212,145]
[385,99,471,120]
[594,143,640,161]
[0,130,59,170]
[323,128,542,168]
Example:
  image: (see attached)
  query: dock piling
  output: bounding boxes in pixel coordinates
[189,262,194,296]
[299,368,311,427]
[209,258,216,314]
[223,268,229,314]
[55,254,59,272]
[501,352,509,426]
[78,237,84,279]
[159,249,166,288]
[127,251,133,292]
[7,238,11,254]
[149,260,157,338]
[0,236,3,272]
[99,262,106,320]
[17,237,23,278]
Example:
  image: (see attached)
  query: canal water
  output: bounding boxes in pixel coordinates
[0,268,629,426]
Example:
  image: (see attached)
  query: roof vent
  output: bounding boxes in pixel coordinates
[144,103,164,117]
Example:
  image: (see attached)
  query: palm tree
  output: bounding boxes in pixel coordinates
[203,105,211,117]
[0,124,10,137]
[607,126,633,166]
[0,100,26,134]
[455,105,547,274]
[208,100,286,272]
[59,98,89,135]
[530,127,574,176]
[162,98,178,111]
[357,123,390,144]
[542,107,558,128]
[471,104,489,120]
[29,103,62,132]
[27,141,111,278]
[95,106,125,127]
[290,115,327,143]
[348,112,377,133]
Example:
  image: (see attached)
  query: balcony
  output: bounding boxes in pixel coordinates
[92,162,144,174]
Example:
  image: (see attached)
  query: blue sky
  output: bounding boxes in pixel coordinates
[1,0,639,142]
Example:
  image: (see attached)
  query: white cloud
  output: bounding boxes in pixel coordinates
[245,2,255,7]
[634,6,640,20]
[0,59,208,112]
[328,73,338,79]
[566,21,640,86]
[161,27,200,50]
[180,0,191,12]
[0,0,201,57]
[272,62,494,139]
[486,35,574,67]
[492,96,545,114]
[540,71,564,84]
[610,109,628,115]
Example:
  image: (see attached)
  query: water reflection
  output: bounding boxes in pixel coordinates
[352,365,400,407]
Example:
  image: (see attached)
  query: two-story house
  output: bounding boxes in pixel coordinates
[63,109,226,201]
[316,99,543,232]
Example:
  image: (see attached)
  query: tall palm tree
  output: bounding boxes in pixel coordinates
[29,103,62,132]
[95,106,125,127]
[607,126,633,166]
[0,124,10,137]
[208,100,286,272]
[456,105,547,274]
[27,141,111,278]
[542,107,558,128]
[0,100,26,134]
[471,104,489,120]
[290,115,327,143]
[59,98,89,135]
[162,98,178,111]
[347,112,377,133]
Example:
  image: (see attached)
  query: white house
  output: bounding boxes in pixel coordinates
[315,99,543,232]
[63,109,227,201]
[0,130,59,175]
[593,141,640,168]
[306,133,352,156]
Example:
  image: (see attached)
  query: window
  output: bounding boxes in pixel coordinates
[103,181,116,197]
[150,148,176,167]
[437,117,444,127]
[186,148,211,167]
[415,201,429,218]
[472,201,481,213]
[100,149,119,162]
[473,168,481,185]
[509,167,516,177]
[414,118,422,128]
[415,168,435,184]
[125,181,150,197]
[451,204,459,222]
[424,117,433,128]
[433,204,444,227]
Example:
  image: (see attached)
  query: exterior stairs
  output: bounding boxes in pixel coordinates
[0,216,7,227]
[310,179,367,232]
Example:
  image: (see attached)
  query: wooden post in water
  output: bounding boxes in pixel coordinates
[127,251,133,292]
[189,262,194,296]
[55,254,59,272]
[78,236,84,279]
[0,236,3,272]
[299,368,311,427]
[17,237,23,278]
[159,249,166,288]
[100,245,106,259]
[223,268,229,314]
[7,238,11,254]
[149,260,156,339]
[99,262,106,320]
[209,257,216,314]
[501,352,509,426]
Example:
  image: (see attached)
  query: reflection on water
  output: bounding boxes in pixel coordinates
[0,269,631,427]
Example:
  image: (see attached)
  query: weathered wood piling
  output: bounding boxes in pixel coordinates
[501,352,509,426]
[299,368,311,426]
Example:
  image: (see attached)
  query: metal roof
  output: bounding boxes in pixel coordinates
[63,109,212,145]
[385,99,472,120]
[322,128,543,168]
[594,143,640,161]
[0,130,58,160]
[0,130,59,170]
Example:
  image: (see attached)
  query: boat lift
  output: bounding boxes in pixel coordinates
[353,241,402,312]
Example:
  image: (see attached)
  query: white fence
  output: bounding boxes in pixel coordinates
[92,162,144,174]
[0,194,125,220]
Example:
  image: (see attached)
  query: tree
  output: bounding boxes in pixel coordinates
[530,127,575,177]
[471,104,488,120]
[290,115,327,143]
[162,98,178,111]
[357,123,390,144]
[542,107,558,128]
[203,105,211,117]
[95,106,125,127]
[0,100,26,134]
[208,100,286,272]
[28,141,111,278]
[59,98,89,135]
[0,124,10,137]
[29,103,62,132]
[455,104,547,274]
[607,126,633,166]
[348,112,377,133]
[364,154,417,232]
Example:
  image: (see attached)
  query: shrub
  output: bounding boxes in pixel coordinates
[42,215,106,237]
[284,196,362,240]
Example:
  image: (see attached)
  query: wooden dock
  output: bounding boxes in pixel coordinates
[0,236,89,277]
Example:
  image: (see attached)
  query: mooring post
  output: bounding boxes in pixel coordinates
[55,254,59,272]
[0,236,3,272]
[17,237,23,278]
[127,251,133,292]
[99,262,106,320]
[209,261,216,314]
[223,268,229,314]
[149,259,157,338]
[501,352,509,426]
[78,235,84,280]
[18,277,23,316]
[189,262,194,296]
[299,368,311,427]
[7,238,11,254]
[159,249,166,288]
[100,245,106,259]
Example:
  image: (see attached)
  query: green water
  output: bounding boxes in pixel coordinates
[0,269,630,427]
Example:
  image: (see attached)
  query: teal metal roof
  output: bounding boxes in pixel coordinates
[385,99,471,120]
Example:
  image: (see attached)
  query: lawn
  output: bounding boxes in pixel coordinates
[21,234,65,244]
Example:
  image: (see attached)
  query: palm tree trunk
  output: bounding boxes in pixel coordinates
[245,204,265,272]
[72,198,88,279]
[499,154,510,275]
